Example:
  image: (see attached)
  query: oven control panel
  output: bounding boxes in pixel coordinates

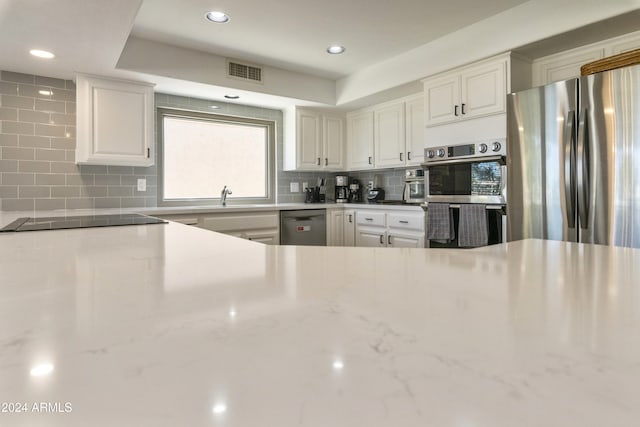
[423,139,506,163]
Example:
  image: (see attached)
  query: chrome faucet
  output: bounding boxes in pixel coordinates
[221,185,232,206]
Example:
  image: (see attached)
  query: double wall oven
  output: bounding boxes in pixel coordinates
[421,140,507,248]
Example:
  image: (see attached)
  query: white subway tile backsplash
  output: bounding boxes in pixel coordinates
[18,160,51,173]
[1,95,35,109]
[1,71,34,84]
[19,135,50,148]
[2,121,35,135]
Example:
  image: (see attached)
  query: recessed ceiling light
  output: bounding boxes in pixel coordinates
[30,49,55,59]
[38,90,52,96]
[30,363,54,377]
[224,95,239,100]
[326,45,346,55]
[205,11,230,23]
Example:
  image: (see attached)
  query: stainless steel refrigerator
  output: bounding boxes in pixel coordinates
[507,64,640,248]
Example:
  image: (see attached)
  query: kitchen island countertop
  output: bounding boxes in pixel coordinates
[0,202,422,228]
[0,222,639,426]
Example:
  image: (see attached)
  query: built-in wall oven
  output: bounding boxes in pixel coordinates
[421,140,507,248]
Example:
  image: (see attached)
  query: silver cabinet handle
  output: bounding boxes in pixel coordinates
[146,148,151,158]
[368,156,372,165]
[379,235,384,244]
[399,220,409,224]
[454,105,459,116]
[461,103,466,115]
[387,235,391,245]
[348,214,353,223]
[325,158,328,166]
[317,157,321,165]
[399,152,403,161]
[407,151,411,161]
[365,217,373,221]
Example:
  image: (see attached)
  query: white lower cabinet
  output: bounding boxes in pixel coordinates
[328,208,358,246]
[354,209,424,248]
[343,209,355,247]
[157,211,279,244]
[327,209,345,246]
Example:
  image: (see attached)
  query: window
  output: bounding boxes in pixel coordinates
[158,108,275,205]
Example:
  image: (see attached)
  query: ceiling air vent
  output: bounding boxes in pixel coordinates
[227,60,263,83]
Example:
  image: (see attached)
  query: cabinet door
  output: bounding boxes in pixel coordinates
[343,210,356,247]
[374,102,406,168]
[347,110,374,170]
[327,209,345,246]
[424,75,460,126]
[296,110,322,169]
[388,232,424,248]
[405,95,425,165]
[76,74,154,166]
[323,115,345,169]
[460,60,506,119]
[356,227,386,247]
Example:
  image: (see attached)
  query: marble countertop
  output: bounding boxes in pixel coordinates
[1,222,639,426]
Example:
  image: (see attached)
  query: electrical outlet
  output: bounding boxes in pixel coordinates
[368,181,374,190]
[290,182,299,193]
[302,182,309,191]
[137,178,146,192]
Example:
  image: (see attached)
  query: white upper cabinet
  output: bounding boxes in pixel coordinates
[296,110,322,169]
[347,93,424,170]
[76,74,154,166]
[323,115,345,169]
[423,56,506,127]
[294,108,344,170]
[374,101,406,168]
[346,110,375,170]
[424,75,460,126]
[404,94,425,165]
[531,30,640,87]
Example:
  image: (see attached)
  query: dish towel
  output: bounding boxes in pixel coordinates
[458,204,488,247]
[426,203,454,242]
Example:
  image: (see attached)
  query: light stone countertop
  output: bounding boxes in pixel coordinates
[0,202,422,228]
[0,221,639,426]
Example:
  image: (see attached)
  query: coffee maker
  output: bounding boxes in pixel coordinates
[348,179,362,203]
[335,175,349,203]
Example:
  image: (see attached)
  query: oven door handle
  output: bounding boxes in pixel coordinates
[421,154,504,167]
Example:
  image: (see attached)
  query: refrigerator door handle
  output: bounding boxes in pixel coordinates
[577,108,590,229]
[563,110,577,228]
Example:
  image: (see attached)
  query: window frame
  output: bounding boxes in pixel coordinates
[157,107,276,206]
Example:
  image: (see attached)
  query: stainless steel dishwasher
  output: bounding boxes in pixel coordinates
[280,209,326,246]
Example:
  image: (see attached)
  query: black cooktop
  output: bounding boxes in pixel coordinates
[0,213,167,232]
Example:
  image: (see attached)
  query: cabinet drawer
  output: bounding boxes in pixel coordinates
[201,212,278,232]
[356,211,386,227]
[387,213,424,231]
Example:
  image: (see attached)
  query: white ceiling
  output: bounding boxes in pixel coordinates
[130,0,529,80]
[1,0,640,108]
